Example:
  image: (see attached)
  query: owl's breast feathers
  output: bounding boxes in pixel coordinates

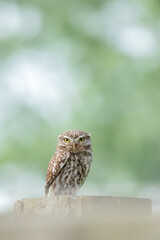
[45,150,92,196]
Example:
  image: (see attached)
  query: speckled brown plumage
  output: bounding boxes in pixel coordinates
[45,130,92,196]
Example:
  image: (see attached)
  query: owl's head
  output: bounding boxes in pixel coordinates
[57,130,92,153]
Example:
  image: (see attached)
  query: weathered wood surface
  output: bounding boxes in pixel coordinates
[0,196,155,240]
[14,195,152,219]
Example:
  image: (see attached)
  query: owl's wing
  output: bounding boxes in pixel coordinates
[45,151,70,196]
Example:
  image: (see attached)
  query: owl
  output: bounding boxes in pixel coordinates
[45,130,92,196]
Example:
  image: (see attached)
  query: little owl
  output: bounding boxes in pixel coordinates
[45,130,92,196]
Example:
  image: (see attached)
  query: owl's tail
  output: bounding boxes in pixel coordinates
[45,184,50,196]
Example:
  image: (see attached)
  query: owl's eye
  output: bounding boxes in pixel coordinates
[64,138,70,143]
[79,137,85,142]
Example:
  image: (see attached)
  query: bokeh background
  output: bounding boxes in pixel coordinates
[0,0,160,214]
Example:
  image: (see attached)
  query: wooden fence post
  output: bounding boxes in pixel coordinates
[14,195,152,219]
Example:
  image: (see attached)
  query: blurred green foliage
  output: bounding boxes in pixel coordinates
[0,0,160,185]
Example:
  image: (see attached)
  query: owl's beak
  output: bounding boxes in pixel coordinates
[73,143,76,152]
